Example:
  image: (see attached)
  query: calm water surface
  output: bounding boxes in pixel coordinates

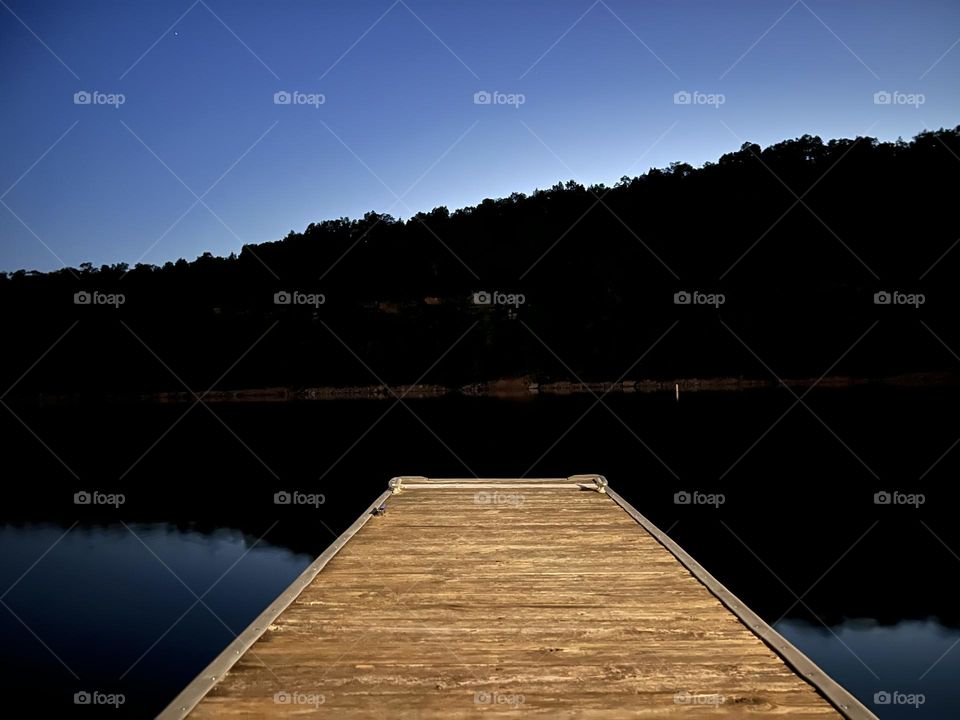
[1,389,957,718]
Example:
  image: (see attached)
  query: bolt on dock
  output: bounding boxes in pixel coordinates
[160,476,875,719]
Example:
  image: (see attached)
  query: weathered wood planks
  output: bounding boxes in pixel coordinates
[161,477,875,719]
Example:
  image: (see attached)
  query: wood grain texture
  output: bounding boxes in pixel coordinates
[189,487,843,718]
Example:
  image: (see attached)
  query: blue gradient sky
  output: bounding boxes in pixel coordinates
[1,0,958,272]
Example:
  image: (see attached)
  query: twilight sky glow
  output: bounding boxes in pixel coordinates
[1,0,958,272]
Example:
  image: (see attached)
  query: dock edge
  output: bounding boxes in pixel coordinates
[156,489,392,720]
[602,479,878,720]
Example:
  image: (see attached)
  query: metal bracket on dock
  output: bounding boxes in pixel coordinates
[569,474,608,493]
[388,476,428,494]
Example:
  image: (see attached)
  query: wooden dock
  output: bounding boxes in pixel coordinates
[160,476,876,719]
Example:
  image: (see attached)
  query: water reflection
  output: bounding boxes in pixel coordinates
[2,389,959,716]
[0,524,312,718]
[3,522,959,718]
[778,618,960,719]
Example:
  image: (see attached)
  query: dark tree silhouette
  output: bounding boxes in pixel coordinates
[2,127,958,397]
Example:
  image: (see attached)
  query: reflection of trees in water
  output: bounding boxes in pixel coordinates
[4,502,957,629]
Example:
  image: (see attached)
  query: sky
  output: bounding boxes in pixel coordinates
[0,0,958,272]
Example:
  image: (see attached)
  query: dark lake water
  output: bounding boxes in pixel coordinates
[1,388,957,718]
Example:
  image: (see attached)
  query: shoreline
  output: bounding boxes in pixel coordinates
[22,371,957,405]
